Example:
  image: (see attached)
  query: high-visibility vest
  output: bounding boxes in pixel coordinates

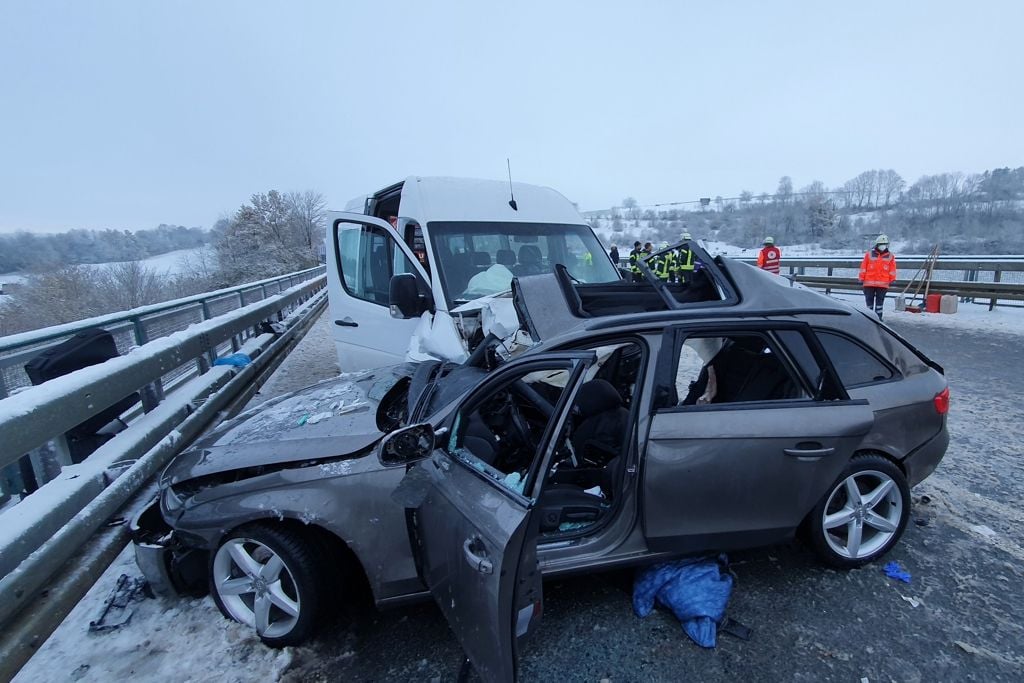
[673,247,695,273]
[757,246,781,274]
[583,251,593,266]
[859,249,897,288]
[654,252,674,280]
[629,249,642,273]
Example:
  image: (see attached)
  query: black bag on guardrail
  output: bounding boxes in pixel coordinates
[25,327,140,449]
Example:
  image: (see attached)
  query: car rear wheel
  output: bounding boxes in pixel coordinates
[210,525,324,647]
[809,454,910,568]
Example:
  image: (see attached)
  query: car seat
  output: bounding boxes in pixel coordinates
[514,245,544,276]
[538,379,629,532]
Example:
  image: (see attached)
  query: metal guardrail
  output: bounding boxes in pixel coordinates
[0,268,329,680]
[731,256,1024,310]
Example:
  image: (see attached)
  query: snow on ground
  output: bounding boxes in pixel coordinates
[11,292,1024,683]
[827,289,1024,336]
[14,311,338,683]
[88,247,210,276]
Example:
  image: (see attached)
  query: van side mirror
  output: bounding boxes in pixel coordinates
[389,273,433,319]
[378,423,436,466]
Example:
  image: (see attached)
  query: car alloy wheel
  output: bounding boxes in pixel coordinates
[210,525,323,646]
[809,454,910,568]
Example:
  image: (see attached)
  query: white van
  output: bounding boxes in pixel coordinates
[325,176,620,372]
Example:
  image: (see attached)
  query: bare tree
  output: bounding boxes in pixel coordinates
[285,190,327,260]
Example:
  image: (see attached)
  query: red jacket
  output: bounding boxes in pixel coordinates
[757,246,781,274]
[859,249,897,288]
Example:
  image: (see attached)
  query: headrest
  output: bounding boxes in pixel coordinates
[496,249,516,267]
[575,379,622,418]
[470,251,491,266]
[519,245,542,264]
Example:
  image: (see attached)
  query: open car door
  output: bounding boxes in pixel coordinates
[404,352,595,682]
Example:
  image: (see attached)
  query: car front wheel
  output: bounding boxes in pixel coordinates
[809,454,910,568]
[210,525,323,647]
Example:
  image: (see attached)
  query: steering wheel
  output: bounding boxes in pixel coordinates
[510,380,556,419]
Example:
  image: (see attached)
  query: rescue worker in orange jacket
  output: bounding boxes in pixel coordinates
[859,234,897,320]
[756,236,781,274]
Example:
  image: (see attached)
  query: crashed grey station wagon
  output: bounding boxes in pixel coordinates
[132,241,949,680]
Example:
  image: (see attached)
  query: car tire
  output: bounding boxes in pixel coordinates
[808,454,910,568]
[209,525,325,647]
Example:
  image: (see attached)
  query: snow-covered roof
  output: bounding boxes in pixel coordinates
[405,176,584,225]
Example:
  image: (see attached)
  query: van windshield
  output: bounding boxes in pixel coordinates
[428,221,619,306]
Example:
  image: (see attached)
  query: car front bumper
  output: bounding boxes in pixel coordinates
[130,496,208,598]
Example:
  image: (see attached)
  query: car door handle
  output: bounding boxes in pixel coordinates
[334,317,358,327]
[463,538,494,575]
[783,446,835,460]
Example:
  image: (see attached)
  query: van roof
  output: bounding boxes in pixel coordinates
[404,176,586,224]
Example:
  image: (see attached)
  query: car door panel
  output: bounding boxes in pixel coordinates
[643,401,874,552]
[326,212,430,372]
[407,353,593,682]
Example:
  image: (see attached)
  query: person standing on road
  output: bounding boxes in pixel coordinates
[859,234,897,320]
[628,241,643,282]
[756,236,781,274]
[673,232,696,284]
[609,244,620,266]
[654,242,675,282]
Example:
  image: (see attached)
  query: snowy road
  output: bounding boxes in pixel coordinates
[15,305,1024,682]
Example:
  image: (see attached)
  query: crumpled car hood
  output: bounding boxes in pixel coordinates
[163,366,415,485]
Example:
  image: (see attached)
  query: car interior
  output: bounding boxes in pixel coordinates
[673,334,808,406]
[447,341,644,535]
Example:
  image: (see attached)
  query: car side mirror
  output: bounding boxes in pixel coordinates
[389,273,433,319]
[378,423,436,466]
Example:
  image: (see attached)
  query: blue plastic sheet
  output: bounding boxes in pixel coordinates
[633,556,734,648]
[883,561,911,583]
[213,352,252,368]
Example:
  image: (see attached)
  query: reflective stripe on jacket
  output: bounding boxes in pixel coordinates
[629,249,642,273]
[859,249,897,288]
[757,246,781,274]
[673,247,695,273]
[655,252,674,279]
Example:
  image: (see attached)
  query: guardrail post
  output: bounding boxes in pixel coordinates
[196,301,216,374]
[990,270,1001,311]
[825,267,833,296]
[131,317,163,412]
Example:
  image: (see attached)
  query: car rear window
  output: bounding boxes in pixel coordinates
[816,331,894,387]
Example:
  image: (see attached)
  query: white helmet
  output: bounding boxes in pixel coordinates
[763,236,775,245]
[682,232,692,240]
[876,234,890,246]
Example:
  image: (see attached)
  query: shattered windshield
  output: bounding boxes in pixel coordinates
[428,221,619,306]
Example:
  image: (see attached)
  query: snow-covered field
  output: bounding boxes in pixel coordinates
[86,247,211,276]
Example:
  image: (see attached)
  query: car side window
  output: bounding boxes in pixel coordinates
[445,366,571,490]
[816,331,895,387]
[336,223,418,306]
[671,333,809,407]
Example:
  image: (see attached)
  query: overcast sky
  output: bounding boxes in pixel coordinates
[1,1,1021,233]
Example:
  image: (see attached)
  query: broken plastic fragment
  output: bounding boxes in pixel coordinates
[968,524,997,538]
[558,521,593,532]
[583,485,604,498]
[297,414,309,426]
[305,411,333,425]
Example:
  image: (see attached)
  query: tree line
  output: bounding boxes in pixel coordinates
[599,166,1024,254]
[0,224,210,274]
[0,190,326,336]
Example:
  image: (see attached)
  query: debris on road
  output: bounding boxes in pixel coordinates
[633,556,733,648]
[89,574,151,632]
[213,352,252,367]
[883,561,912,583]
[969,524,997,538]
[900,594,921,608]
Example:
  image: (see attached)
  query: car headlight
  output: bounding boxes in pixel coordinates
[162,486,184,513]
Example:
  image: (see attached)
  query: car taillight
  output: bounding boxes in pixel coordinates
[934,387,950,415]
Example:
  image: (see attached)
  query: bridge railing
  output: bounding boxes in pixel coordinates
[0,266,329,679]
